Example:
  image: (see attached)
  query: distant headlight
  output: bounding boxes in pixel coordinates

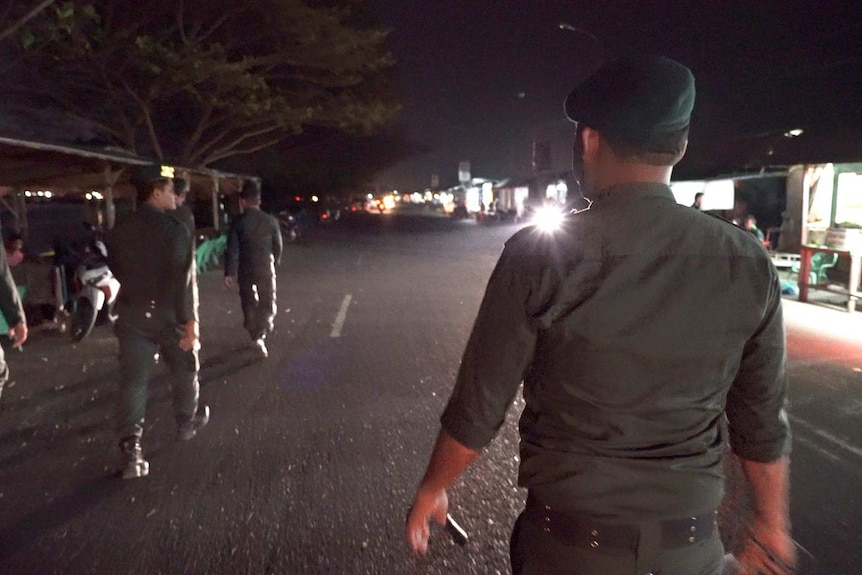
[532,206,565,232]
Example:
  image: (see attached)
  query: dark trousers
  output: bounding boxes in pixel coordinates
[239,272,277,340]
[510,502,725,575]
[115,323,200,440]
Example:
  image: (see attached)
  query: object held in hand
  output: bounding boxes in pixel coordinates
[445,514,468,546]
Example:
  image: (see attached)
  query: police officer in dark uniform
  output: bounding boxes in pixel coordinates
[171,177,196,238]
[406,55,795,575]
[0,220,27,402]
[107,164,209,479]
[224,182,282,358]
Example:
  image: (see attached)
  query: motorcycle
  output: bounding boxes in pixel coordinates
[279,212,302,244]
[69,241,120,341]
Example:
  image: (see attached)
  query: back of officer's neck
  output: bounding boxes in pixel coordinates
[596,156,674,190]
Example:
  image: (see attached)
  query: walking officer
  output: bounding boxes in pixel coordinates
[224,182,282,358]
[406,55,795,575]
[171,177,196,238]
[107,164,209,479]
[0,220,27,402]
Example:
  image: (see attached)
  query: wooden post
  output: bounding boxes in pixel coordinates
[800,165,812,247]
[211,176,220,231]
[103,164,121,230]
[15,189,28,241]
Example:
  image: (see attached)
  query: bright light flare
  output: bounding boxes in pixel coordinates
[532,206,565,232]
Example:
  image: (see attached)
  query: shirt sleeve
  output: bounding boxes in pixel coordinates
[272,217,283,266]
[726,266,792,462]
[0,235,24,327]
[225,221,239,277]
[440,242,538,450]
[174,225,198,324]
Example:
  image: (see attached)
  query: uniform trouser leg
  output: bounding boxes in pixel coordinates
[239,273,277,340]
[0,345,8,401]
[238,278,259,340]
[509,510,725,575]
[255,273,277,338]
[116,326,158,440]
[157,326,200,427]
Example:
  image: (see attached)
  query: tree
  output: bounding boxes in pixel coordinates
[0,0,56,43]
[6,0,400,167]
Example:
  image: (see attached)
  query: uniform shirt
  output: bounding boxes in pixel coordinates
[171,204,196,239]
[171,204,199,316]
[107,203,198,327]
[0,225,24,328]
[441,183,790,520]
[225,207,283,279]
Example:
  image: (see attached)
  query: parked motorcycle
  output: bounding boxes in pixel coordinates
[69,241,120,341]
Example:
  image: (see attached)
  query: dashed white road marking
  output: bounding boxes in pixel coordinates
[789,414,862,461]
[330,294,353,338]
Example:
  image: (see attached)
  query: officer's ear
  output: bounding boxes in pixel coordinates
[581,126,601,163]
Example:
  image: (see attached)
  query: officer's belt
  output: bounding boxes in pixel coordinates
[525,493,716,551]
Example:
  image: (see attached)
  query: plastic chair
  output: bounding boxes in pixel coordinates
[195,234,227,274]
[791,252,839,285]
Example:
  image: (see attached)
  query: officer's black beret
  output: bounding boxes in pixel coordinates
[130,164,174,185]
[239,182,260,200]
[564,55,695,152]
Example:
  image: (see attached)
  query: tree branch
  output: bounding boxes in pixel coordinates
[119,78,163,159]
[0,0,56,43]
[202,136,288,165]
[191,123,284,164]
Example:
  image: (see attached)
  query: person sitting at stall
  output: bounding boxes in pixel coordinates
[744,215,766,244]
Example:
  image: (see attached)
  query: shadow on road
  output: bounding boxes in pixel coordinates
[0,475,124,561]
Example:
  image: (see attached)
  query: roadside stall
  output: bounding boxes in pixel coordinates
[795,163,862,312]
[0,136,258,331]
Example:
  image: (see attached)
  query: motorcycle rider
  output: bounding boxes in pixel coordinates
[224,182,282,358]
[106,164,209,479]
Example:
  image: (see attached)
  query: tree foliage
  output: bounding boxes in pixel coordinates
[0,0,56,44]
[6,0,400,166]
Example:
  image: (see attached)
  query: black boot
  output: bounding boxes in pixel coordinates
[119,436,149,479]
[177,404,210,441]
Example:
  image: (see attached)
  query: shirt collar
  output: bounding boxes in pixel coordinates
[139,202,164,216]
[588,182,675,205]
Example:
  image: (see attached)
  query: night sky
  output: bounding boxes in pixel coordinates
[362,1,862,191]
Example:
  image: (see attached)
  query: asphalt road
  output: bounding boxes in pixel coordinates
[0,210,860,574]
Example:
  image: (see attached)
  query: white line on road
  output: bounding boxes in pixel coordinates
[789,414,862,461]
[330,294,353,338]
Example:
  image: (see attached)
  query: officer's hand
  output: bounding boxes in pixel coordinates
[179,320,200,352]
[405,486,448,555]
[736,519,796,574]
[223,276,234,289]
[9,321,28,348]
